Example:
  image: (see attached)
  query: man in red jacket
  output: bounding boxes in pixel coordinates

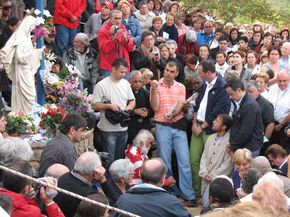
[53,0,86,56]
[98,10,134,79]
[0,160,64,217]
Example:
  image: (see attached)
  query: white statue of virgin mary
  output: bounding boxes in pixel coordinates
[0,15,42,115]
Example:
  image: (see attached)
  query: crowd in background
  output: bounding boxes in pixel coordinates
[0,0,290,216]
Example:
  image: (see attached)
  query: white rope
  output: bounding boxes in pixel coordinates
[0,165,140,217]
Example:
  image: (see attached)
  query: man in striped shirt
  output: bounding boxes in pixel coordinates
[150,61,196,207]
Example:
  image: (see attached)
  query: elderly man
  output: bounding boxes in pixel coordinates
[127,71,154,143]
[98,10,134,78]
[279,42,290,71]
[246,80,275,142]
[114,158,191,217]
[45,164,70,179]
[84,1,113,41]
[39,113,87,177]
[93,58,135,167]
[63,33,99,94]
[0,160,64,217]
[196,20,214,47]
[225,77,264,157]
[54,152,116,217]
[0,137,32,166]
[267,71,290,152]
[151,61,196,207]
[125,129,175,187]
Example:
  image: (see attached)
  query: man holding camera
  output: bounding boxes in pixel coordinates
[93,58,135,167]
[98,9,134,79]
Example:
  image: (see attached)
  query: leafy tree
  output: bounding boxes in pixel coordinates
[184,0,289,27]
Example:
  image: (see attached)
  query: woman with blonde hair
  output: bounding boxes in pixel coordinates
[232,148,252,198]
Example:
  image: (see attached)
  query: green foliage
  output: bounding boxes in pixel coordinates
[184,0,289,27]
[6,114,36,134]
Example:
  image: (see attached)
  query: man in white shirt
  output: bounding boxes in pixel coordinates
[93,58,136,167]
[190,60,231,195]
[267,71,290,152]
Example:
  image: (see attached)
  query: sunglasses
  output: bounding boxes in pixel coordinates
[3,5,12,10]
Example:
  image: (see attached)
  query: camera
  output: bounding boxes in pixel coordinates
[114,26,122,34]
[105,109,131,127]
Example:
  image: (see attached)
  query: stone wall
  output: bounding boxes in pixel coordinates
[29,129,94,175]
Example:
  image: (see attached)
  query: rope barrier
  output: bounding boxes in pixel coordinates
[0,165,140,217]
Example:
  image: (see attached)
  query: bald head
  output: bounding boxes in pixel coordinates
[45,164,70,179]
[141,158,167,186]
[277,71,290,90]
[251,156,272,175]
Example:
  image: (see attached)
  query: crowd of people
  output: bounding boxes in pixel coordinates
[0,0,290,216]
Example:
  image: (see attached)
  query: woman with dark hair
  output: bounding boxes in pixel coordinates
[281,28,289,41]
[245,50,260,76]
[228,28,240,48]
[224,51,252,85]
[258,32,273,56]
[0,110,8,142]
[262,46,283,85]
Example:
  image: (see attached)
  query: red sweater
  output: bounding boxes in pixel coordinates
[98,22,134,72]
[0,188,64,217]
[53,0,86,29]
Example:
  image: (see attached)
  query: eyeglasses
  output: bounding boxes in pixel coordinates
[3,5,12,10]
[133,80,142,83]
[113,17,122,20]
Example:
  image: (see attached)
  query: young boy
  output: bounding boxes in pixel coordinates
[215,51,229,77]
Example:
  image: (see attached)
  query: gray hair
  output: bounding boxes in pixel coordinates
[75,33,90,47]
[130,70,142,79]
[246,80,259,90]
[110,10,122,19]
[132,129,154,148]
[109,159,133,181]
[74,152,102,176]
[166,39,177,48]
[0,138,33,165]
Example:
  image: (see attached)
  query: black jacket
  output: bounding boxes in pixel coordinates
[114,186,191,217]
[229,92,264,151]
[54,172,117,217]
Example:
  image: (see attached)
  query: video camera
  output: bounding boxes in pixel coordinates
[104,101,131,127]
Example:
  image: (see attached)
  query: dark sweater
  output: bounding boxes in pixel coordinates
[54,172,117,217]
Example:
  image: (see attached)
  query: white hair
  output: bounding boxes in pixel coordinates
[130,70,142,79]
[166,39,177,48]
[258,172,284,190]
[109,159,134,181]
[75,33,90,47]
[132,129,154,148]
[0,138,33,165]
[74,152,102,176]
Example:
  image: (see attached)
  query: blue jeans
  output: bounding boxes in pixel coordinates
[100,130,128,168]
[55,24,77,57]
[155,123,195,200]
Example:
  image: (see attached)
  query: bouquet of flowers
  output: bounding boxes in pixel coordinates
[39,105,67,138]
[6,112,36,135]
[26,9,53,39]
[57,80,93,114]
